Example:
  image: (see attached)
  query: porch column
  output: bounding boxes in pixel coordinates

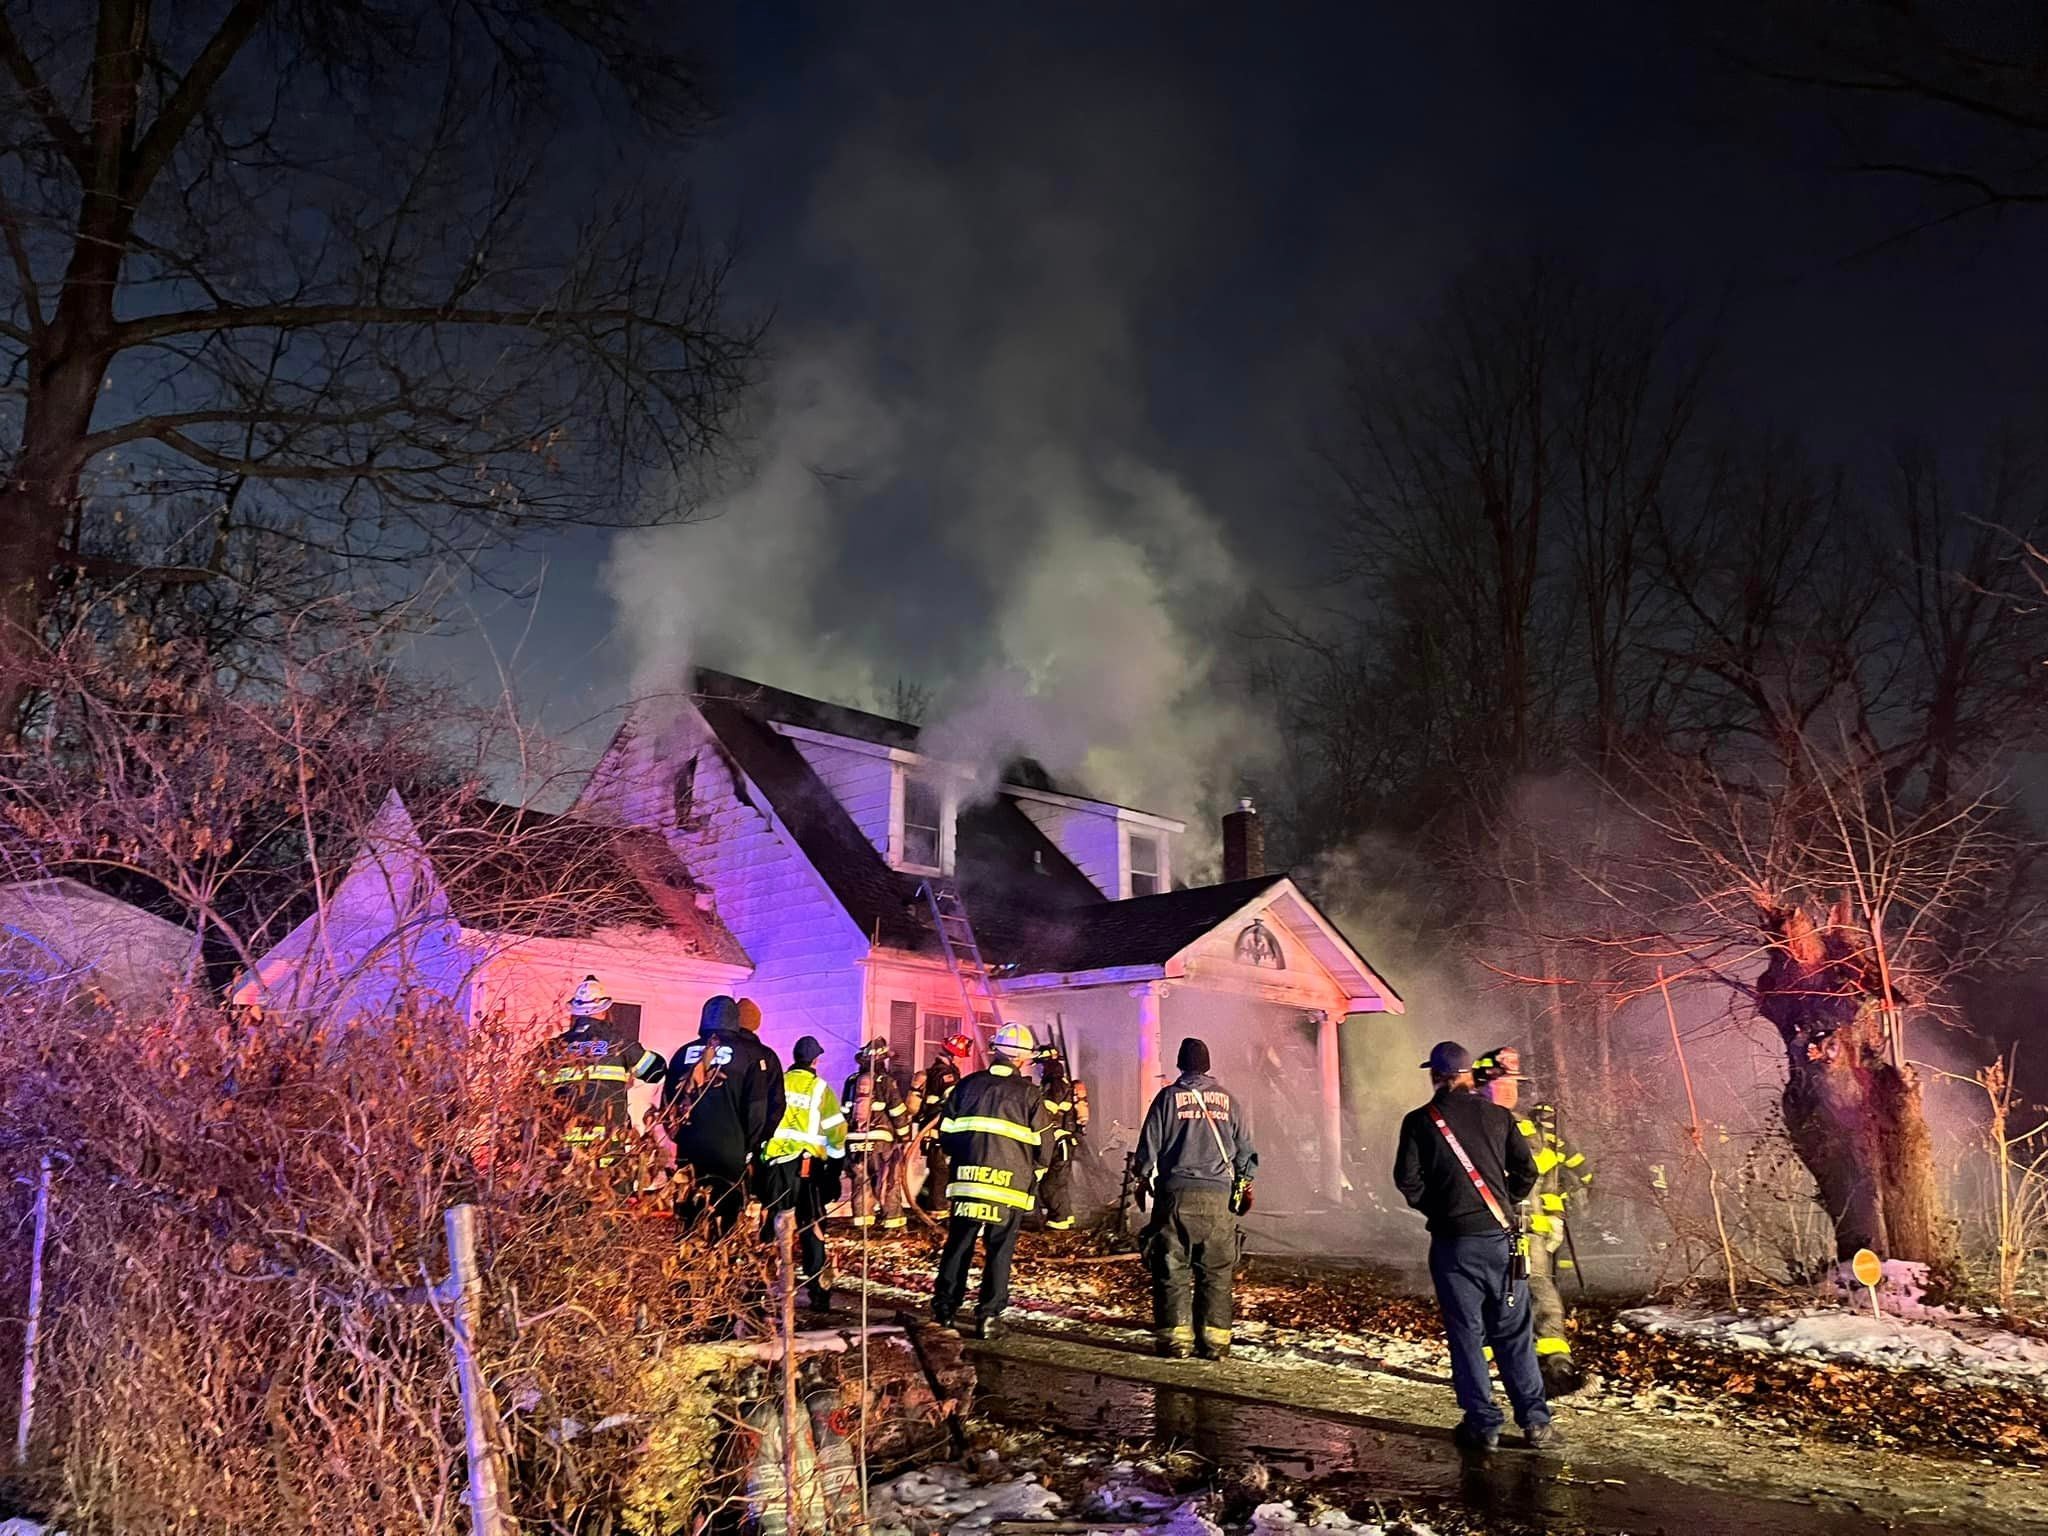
[1317,1010,1344,1202]
[1132,982,1164,1112]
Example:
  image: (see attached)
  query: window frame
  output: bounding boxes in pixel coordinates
[1124,828,1167,898]
[891,767,955,874]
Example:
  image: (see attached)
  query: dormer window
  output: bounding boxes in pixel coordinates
[1128,832,1163,897]
[900,774,946,871]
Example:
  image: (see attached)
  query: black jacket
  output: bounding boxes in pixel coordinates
[1135,1072,1257,1192]
[662,1021,785,1180]
[937,1063,1054,1220]
[1393,1086,1538,1237]
[542,1014,664,1131]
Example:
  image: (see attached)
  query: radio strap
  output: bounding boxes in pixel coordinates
[1428,1106,1513,1232]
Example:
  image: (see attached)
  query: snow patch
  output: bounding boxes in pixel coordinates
[1249,1501,1435,1536]
[0,1521,53,1536]
[871,1464,1063,1535]
[1621,1304,2048,1396]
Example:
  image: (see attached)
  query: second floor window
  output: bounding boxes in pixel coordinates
[1129,833,1162,897]
[903,775,944,869]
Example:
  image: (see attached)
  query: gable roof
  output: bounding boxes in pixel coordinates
[685,671,1398,1010]
[411,797,750,963]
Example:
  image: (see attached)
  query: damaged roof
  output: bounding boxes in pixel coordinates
[687,670,1390,993]
[413,797,750,964]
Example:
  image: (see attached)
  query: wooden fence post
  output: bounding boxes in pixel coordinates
[439,1203,512,1536]
[776,1209,801,1536]
[14,1155,51,1467]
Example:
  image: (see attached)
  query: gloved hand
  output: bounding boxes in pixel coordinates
[1135,1177,1152,1213]
[1231,1177,1254,1215]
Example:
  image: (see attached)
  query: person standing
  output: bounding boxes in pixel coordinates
[1394,1041,1556,1453]
[662,995,784,1235]
[912,1032,975,1213]
[1134,1037,1256,1360]
[542,975,666,1182]
[1034,1047,1088,1232]
[931,1022,1053,1338]
[759,1036,847,1310]
[1476,1046,1593,1395]
[843,1037,912,1231]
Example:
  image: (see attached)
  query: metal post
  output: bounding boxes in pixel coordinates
[15,1156,51,1467]
[441,1204,511,1536]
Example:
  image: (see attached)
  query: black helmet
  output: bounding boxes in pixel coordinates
[857,1037,890,1062]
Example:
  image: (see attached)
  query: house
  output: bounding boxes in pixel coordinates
[571,669,1404,1212]
[0,876,199,1009]
[237,791,752,1093]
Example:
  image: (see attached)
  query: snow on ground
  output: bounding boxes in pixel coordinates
[1250,1501,1437,1536]
[1622,1303,2048,1395]
[0,1520,51,1536]
[869,1463,1064,1535]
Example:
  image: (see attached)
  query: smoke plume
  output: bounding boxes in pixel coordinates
[604,80,1272,839]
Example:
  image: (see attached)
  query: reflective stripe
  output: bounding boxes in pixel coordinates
[1564,1152,1586,1168]
[1530,1213,1554,1234]
[1533,1147,1561,1173]
[947,1180,1033,1209]
[1541,1193,1567,1212]
[1536,1336,1572,1356]
[952,1199,1009,1223]
[1517,1119,1537,1136]
[1044,1099,1073,1112]
[940,1114,1042,1145]
[880,1216,907,1229]
[766,1070,844,1159]
[1046,1217,1075,1230]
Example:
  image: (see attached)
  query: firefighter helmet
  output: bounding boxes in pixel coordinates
[1473,1045,1522,1083]
[568,975,612,1017]
[991,1021,1036,1058]
[941,1032,974,1060]
[857,1037,890,1062]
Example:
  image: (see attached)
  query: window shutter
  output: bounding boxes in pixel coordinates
[888,1000,918,1063]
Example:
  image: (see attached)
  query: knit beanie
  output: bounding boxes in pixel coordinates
[700,995,738,1035]
[736,998,764,1033]
[1177,1037,1211,1074]
[793,1035,823,1066]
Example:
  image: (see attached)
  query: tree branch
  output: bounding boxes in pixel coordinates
[122,0,274,208]
[0,13,90,174]
[114,299,709,348]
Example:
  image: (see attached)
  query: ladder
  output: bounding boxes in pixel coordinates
[918,879,1007,1048]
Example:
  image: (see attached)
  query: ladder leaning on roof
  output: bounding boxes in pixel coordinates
[917,879,1007,1049]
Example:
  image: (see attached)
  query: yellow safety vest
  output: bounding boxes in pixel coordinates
[764,1069,848,1164]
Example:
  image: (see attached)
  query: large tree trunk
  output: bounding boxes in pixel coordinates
[1755,904,1956,1272]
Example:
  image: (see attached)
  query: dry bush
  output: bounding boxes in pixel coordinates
[0,986,767,1535]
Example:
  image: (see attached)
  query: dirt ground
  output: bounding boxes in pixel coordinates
[834,1226,2048,1533]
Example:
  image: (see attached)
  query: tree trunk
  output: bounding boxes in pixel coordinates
[1756,904,1957,1272]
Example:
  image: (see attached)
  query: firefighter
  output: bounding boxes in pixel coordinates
[543,975,665,1181]
[1134,1037,1257,1360]
[913,1032,976,1213]
[759,1036,848,1310]
[1476,1045,1592,1395]
[843,1038,912,1231]
[1034,1045,1089,1231]
[931,1022,1055,1339]
[661,995,785,1236]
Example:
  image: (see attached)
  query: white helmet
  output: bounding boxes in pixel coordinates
[568,975,612,1018]
[991,1021,1035,1058]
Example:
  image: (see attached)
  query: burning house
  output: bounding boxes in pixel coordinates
[576,670,1404,1213]
[243,668,1402,1212]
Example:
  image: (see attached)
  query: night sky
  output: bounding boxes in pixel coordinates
[440,2,2048,812]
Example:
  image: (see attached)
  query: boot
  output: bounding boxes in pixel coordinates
[972,1315,1003,1341]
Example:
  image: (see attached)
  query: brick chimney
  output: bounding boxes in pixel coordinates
[1221,797,1264,883]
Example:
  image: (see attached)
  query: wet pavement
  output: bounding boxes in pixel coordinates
[965,1331,2027,1535]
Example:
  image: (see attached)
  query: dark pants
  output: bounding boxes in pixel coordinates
[1146,1187,1237,1352]
[1528,1233,1571,1365]
[756,1159,832,1302]
[1429,1232,1550,1435]
[932,1209,1022,1322]
[918,1139,950,1212]
[1040,1147,1076,1230]
[674,1165,749,1237]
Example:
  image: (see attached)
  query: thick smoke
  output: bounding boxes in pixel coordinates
[604,86,1271,840]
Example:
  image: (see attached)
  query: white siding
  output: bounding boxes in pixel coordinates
[669,732,870,1069]
[0,880,198,1008]
[791,737,894,856]
[1014,800,1127,899]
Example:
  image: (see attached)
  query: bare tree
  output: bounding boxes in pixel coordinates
[0,1,758,728]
